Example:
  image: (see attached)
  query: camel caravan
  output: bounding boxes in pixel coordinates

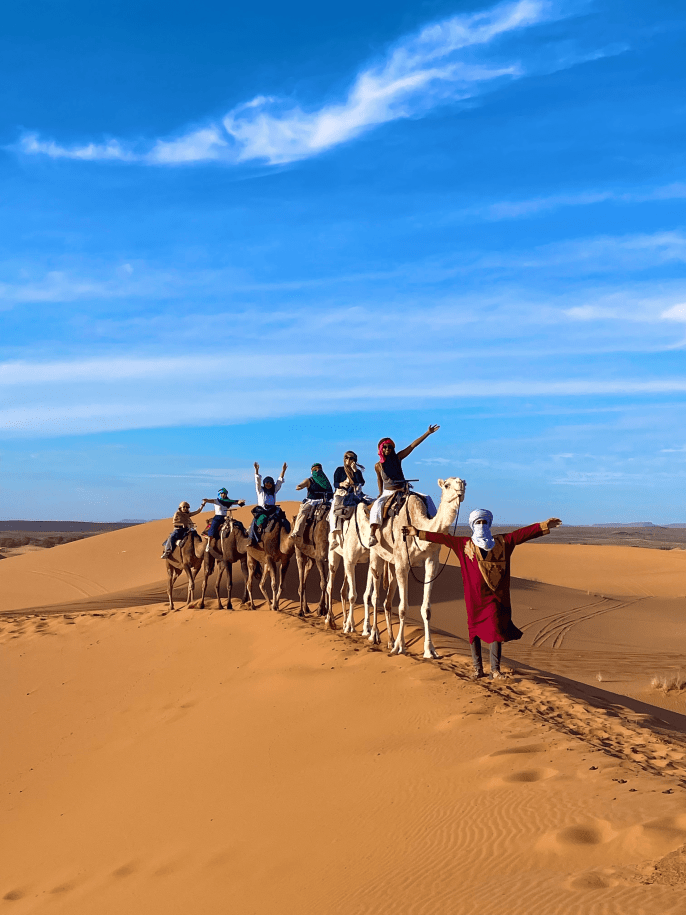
[161,424,467,658]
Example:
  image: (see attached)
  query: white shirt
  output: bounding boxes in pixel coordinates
[255,472,284,508]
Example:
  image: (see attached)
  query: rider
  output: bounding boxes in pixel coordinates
[368,424,440,546]
[250,461,287,544]
[161,500,206,559]
[402,510,562,678]
[292,463,334,538]
[204,489,246,546]
[330,451,367,547]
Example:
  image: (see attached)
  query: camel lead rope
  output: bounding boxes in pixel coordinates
[405,495,461,586]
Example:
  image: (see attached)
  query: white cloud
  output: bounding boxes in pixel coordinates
[18,133,135,162]
[15,0,568,167]
[661,303,686,322]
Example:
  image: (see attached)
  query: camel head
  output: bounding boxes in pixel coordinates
[437,477,466,505]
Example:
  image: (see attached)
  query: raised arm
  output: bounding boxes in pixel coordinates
[295,477,311,491]
[189,501,207,517]
[397,424,440,461]
[504,518,562,549]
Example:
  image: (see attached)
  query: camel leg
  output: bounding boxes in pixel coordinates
[378,560,396,650]
[274,555,291,612]
[296,550,310,617]
[316,555,328,616]
[246,555,259,611]
[184,565,196,607]
[420,556,439,659]
[224,561,233,610]
[166,564,179,613]
[258,562,273,607]
[343,557,358,634]
[299,554,316,616]
[390,567,409,655]
[324,549,340,630]
[239,556,250,606]
[215,558,225,610]
[364,565,380,644]
[200,553,213,609]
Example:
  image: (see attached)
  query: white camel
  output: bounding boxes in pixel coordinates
[355,477,466,658]
[325,505,394,638]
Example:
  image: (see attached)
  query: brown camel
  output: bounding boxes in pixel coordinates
[164,530,205,612]
[292,507,330,617]
[234,520,295,612]
[199,515,254,610]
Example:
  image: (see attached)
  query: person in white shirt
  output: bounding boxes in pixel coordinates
[250,461,287,543]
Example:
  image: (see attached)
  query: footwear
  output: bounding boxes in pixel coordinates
[161,551,171,559]
[472,668,486,680]
[368,534,377,546]
[491,670,505,680]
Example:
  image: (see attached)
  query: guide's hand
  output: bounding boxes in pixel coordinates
[402,525,418,538]
[546,517,562,529]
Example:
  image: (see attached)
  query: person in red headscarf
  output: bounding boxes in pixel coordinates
[369,424,440,545]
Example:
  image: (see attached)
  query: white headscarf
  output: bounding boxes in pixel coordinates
[469,508,495,551]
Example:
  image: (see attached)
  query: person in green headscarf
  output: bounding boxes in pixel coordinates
[292,463,334,539]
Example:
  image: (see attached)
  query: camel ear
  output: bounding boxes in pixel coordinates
[437,479,445,489]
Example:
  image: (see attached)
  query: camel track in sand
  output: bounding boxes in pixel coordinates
[21,567,110,598]
[523,597,644,649]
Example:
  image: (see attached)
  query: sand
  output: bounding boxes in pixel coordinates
[2,513,686,913]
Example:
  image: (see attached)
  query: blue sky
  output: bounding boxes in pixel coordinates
[1,0,685,522]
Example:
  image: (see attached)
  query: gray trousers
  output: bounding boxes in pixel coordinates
[470,637,502,672]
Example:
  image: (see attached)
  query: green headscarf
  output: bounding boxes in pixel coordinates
[311,464,331,491]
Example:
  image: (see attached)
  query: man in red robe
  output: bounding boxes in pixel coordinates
[403,509,561,679]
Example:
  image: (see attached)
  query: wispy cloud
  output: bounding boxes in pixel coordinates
[455,182,686,221]
[15,0,578,167]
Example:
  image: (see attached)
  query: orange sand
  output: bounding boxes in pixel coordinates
[1,518,686,913]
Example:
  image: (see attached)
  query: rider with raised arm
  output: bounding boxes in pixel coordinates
[292,463,333,539]
[203,488,246,545]
[250,461,287,544]
[403,510,562,678]
[329,450,367,546]
[368,424,440,546]
[161,500,206,559]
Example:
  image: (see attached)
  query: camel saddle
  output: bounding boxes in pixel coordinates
[381,489,428,524]
[249,505,291,546]
[300,502,331,544]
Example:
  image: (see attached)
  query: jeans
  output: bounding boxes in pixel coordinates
[207,516,225,539]
[470,637,502,673]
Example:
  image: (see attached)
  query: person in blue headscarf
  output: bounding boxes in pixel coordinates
[204,488,246,543]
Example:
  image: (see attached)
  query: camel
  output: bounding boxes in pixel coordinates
[199,514,253,610]
[164,530,205,612]
[233,518,295,612]
[356,477,466,657]
[325,505,390,636]
[292,507,330,617]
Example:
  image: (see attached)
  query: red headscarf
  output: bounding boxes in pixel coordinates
[377,438,395,463]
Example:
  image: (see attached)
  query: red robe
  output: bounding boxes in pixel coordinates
[422,523,549,644]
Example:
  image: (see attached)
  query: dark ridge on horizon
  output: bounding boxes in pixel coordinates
[0,520,147,532]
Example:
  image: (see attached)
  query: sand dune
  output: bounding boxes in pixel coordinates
[512,542,686,599]
[2,514,686,912]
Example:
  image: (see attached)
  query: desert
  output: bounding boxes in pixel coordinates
[2,505,686,914]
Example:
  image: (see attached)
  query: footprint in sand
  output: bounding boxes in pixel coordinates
[567,871,611,890]
[3,888,26,901]
[503,767,558,783]
[538,818,616,853]
[490,743,547,757]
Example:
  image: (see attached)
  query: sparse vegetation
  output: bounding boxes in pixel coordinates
[650,672,686,693]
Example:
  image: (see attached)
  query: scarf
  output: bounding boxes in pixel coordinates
[469,508,495,551]
[377,438,395,463]
[311,465,331,491]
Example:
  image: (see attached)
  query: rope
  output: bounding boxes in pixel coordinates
[404,495,461,586]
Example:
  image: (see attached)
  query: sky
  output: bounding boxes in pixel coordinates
[1,0,685,523]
